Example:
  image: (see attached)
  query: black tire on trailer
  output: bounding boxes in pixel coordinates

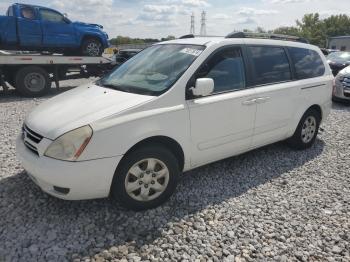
[15,66,51,97]
[81,38,103,57]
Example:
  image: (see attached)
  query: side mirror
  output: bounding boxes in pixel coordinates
[191,78,214,97]
[63,13,71,23]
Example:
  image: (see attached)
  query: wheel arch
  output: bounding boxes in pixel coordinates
[307,104,322,121]
[121,136,185,172]
[290,103,323,137]
[81,34,103,46]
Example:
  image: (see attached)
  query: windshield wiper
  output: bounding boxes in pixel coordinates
[96,81,157,96]
[97,81,132,93]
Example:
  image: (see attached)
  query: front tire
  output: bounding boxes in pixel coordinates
[287,108,321,150]
[81,38,103,57]
[111,145,180,211]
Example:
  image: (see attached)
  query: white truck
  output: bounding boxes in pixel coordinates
[0,52,113,97]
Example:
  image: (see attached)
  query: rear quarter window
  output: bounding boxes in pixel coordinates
[288,47,325,79]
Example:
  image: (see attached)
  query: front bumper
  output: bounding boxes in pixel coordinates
[16,135,122,200]
[333,81,350,101]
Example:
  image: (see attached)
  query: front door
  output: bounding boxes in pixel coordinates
[17,5,42,47]
[39,8,77,47]
[187,46,257,167]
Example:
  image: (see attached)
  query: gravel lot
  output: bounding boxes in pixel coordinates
[0,82,349,262]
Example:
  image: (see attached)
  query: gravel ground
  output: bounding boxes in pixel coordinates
[0,82,349,262]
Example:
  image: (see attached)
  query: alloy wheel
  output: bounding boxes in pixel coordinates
[301,116,317,143]
[124,158,170,202]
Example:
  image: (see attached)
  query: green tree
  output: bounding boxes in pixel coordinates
[255,27,266,33]
[273,26,300,36]
[323,15,350,38]
[274,13,350,47]
[296,13,325,46]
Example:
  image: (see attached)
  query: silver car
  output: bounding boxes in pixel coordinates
[333,66,350,103]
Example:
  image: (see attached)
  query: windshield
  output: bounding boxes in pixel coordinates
[327,52,350,63]
[98,44,205,95]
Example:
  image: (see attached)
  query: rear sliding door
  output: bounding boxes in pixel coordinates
[247,45,298,147]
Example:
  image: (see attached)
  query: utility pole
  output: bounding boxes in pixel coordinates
[200,11,206,36]
[190,12,195,34]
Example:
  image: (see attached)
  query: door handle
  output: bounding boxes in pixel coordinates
[242,99,256,105]
[255,97,270,104]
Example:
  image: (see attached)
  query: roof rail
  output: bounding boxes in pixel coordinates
[179,34,195,39]
[225,31,309,44]
[178,34,224,39]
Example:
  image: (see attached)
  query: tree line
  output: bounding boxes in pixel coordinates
[110,13,350,48]
[110,35,175,46]
[272,13,350,47]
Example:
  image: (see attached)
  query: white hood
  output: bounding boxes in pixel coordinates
[339,65,350,75]
[25,84,154,140]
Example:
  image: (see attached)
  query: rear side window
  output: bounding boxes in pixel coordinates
[20,6,35,20]
[247,46,291,85]
[288,47,325,79]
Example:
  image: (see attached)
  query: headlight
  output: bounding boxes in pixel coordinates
[44,126,93,161]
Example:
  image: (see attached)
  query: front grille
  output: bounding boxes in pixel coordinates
[22,125,43,156]
[342,77,350,88]
[341,77,350,97]
[24,141,39,155]
[23,125,43,143]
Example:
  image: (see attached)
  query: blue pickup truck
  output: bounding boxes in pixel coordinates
[0,3,109,56]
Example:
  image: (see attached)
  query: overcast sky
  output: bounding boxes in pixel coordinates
[0,0,349,39]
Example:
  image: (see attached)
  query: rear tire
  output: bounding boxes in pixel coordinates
[15,66,51,97]
[287,108,321,150]
[81,38,103,57]
[111,145,180,211]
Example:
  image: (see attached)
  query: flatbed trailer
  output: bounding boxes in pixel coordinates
[0,52,113,97]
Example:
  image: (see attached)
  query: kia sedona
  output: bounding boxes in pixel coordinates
[16,33,333,210]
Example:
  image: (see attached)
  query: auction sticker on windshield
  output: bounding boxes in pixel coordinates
[180,48,203,56]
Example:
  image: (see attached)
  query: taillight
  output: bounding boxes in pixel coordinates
[332,79,336,96]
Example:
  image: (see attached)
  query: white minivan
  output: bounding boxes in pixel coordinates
[16,33,333,210]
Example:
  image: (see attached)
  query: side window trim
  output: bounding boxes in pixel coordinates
[246,44,293,88]
[241,45,255,88]
[186,45,248,100]
[6,7,13,16]
[284,46,297,80]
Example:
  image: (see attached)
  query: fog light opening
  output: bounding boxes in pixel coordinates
[53,186,70,195]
